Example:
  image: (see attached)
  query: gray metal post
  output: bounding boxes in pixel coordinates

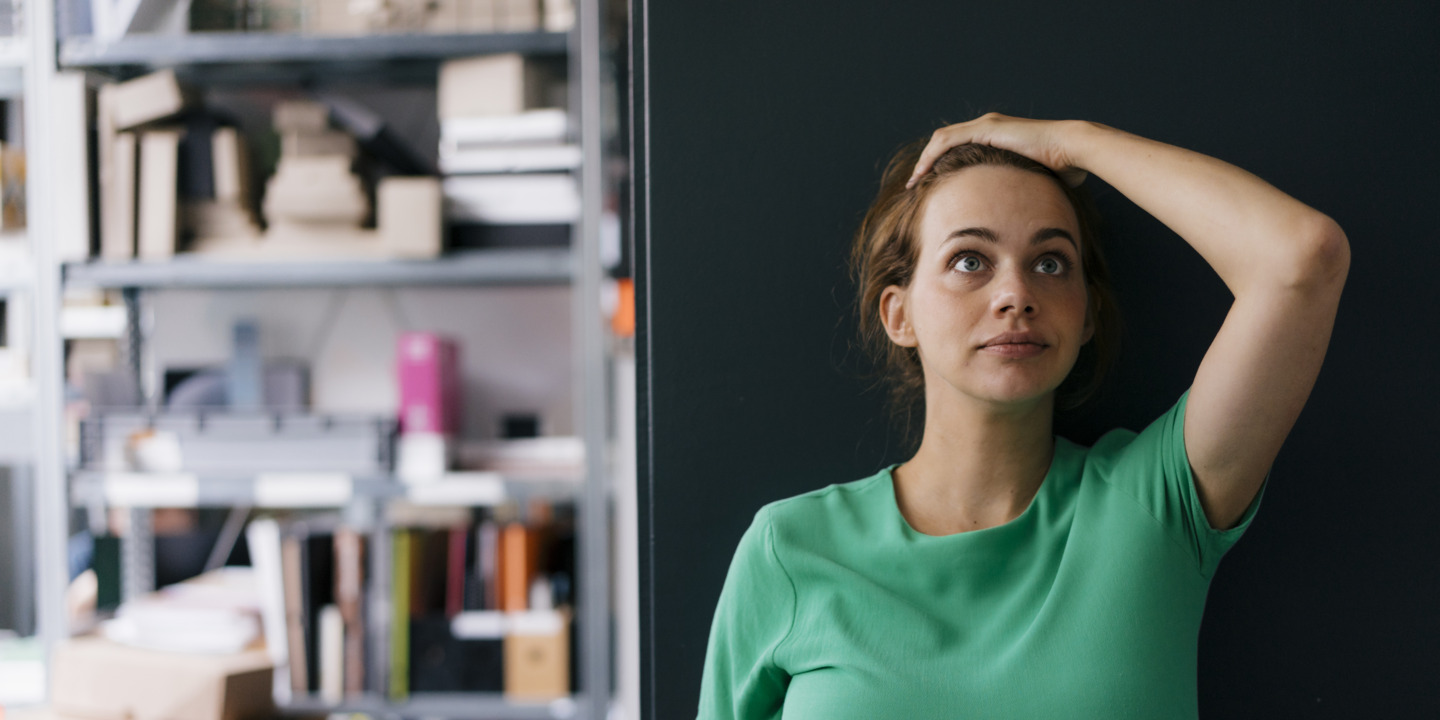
[121,287,145,406]
[121,508,155,600]
[26,0,72,659]
[576,0,613,716]
[12,465,36,635]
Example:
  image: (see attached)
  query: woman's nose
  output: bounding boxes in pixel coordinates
[990,269,1038,317]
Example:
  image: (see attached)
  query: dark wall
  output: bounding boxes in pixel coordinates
[633,1,1440,717]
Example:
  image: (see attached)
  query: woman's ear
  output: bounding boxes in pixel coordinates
[880,285,917,347]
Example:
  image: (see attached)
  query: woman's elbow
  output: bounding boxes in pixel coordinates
[1286,213,1350,292]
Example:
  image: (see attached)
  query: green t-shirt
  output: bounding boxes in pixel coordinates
[698,392,1263,719]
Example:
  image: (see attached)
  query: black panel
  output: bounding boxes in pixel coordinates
[635,1,1440,717]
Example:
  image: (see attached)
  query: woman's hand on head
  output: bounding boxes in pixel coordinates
[907,113,1090,189]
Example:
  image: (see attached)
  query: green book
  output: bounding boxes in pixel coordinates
[389,529,412,701]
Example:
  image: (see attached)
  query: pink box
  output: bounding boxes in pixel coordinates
[397,332,461,435]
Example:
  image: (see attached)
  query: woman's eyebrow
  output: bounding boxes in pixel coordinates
[944,227,1077,251]
[1033,228,1078,251]
[944,227,1000,244]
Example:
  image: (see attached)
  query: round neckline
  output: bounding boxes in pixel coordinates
[882,437,1071,540]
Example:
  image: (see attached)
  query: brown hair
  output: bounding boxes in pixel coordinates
[849,141,1121,449]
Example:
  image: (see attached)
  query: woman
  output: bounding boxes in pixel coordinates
[696,114,1348,719]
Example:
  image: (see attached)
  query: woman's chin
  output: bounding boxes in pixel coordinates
[965,377,1063,409]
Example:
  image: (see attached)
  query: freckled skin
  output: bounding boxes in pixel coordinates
[899,165,1093,413]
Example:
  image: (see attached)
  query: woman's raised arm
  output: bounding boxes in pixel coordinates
[910,113,1350,530]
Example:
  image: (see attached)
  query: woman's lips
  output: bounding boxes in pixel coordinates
[979,342,1048,359]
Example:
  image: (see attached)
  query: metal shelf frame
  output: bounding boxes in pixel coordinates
[280,690,579,719]
[70,471,583,509]
[63,248,576,289]
[60,30,569,68]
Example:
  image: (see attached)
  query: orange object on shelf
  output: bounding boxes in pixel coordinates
[611,278,635,337]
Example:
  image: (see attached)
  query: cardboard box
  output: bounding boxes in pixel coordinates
[503,610,570,700]
[378,177,443,259]
[50,637,274,720]
[438,54,560,120]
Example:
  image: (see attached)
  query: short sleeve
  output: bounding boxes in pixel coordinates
[697,506,796,720]
[1094,390,1266,578]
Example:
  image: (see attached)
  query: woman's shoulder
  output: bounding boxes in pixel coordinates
[1073,392,1191,469]
[752,466,894,535]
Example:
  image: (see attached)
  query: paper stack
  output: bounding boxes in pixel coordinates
[438,54,579,247]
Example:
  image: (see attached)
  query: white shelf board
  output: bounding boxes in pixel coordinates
[59,305,127,339]
[62,247,574,289]
[0,236,33,290]
[0,36,28,68]
[0,388,34,462]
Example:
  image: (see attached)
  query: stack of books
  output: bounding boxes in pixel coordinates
[245,501,573,705]
[438,53,579,250]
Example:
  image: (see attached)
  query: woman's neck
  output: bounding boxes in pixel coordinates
[893,391,1056,536]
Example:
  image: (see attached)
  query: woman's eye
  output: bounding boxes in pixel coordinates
[1034,256,1065,274]
[955,255,984,272]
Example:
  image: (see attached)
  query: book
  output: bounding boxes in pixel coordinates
[101,131,138,261]
[389,529,412,701]
[438,144,582,175]
[446,525,469,618]
[333,528,366,696]
[441,173,580,225]
[318,604,344,704]
[51,71,94,261]
[106,70,192,131]
[242,518,290,702]
[137,128,181,260]
[478,519,500,611]
[499,521,533,612]
[303,531,336,693]
[280,532,309,695]
[439,109,569,150]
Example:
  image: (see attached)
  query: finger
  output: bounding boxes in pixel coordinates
[906,127,972,189]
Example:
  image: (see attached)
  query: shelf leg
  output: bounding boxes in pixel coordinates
[122,508,155,601]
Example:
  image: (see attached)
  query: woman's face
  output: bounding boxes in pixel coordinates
[882,164,1093,410]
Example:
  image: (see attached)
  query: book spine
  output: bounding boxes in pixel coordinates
[244,518,291,703]
[446,525,468,618]
[318,604,345,704]
[101,131,137,261]
[479,519,500,611]
[334,528,366,696]
[500,521,532,612]
[389,529,412,701]
[281,532,310,695]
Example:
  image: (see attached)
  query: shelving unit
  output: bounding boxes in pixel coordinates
[21,0,621,718]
